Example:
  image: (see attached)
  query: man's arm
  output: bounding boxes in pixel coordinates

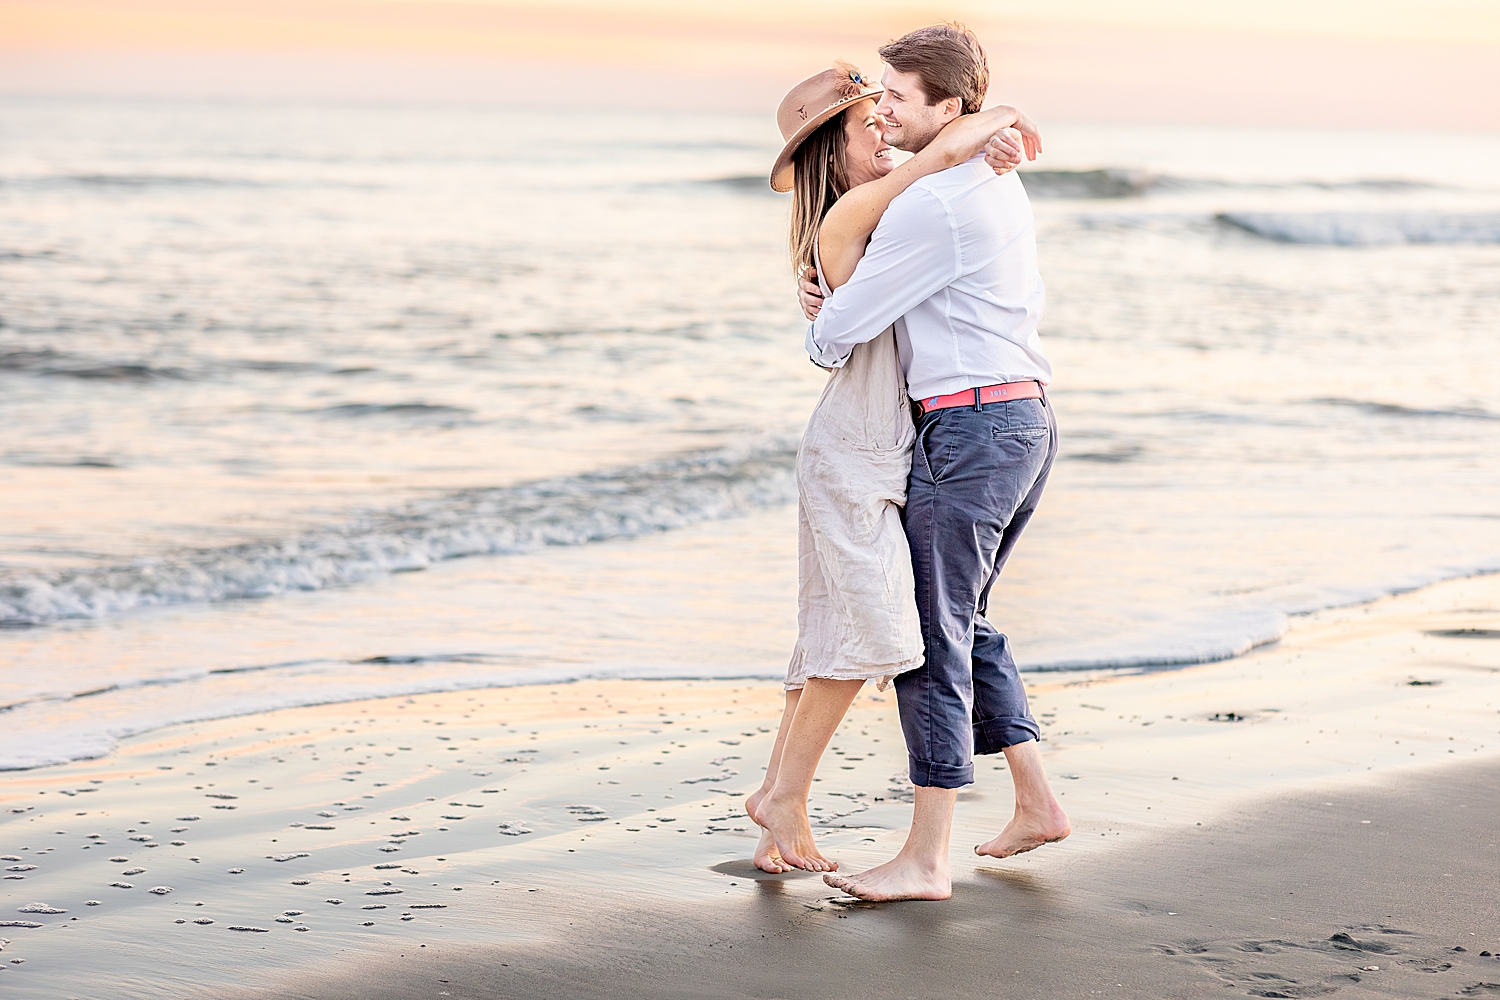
[796,125,1031,323]
[806,186,958,367]
[818,116,1032,289]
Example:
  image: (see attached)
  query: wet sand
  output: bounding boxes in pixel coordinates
[2,573,1498,998]
[258,757,1500,1000]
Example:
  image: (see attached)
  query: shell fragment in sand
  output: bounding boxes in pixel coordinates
[566,805,608,822]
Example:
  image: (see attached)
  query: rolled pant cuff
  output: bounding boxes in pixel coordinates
[974,715,1041,755]
[908,758,973,789]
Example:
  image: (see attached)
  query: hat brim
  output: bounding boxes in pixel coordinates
[769,87,884,193]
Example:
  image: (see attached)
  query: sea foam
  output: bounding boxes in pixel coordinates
[0,441,798,627]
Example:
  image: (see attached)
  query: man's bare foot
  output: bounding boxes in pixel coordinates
[823,853,951,902]
[974,801,1071,859]
[753,827,790,874]
[756,790,836,872]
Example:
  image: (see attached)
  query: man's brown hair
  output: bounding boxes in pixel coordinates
[877,22,989,115]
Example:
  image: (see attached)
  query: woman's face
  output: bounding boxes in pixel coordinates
[842,99,893,188]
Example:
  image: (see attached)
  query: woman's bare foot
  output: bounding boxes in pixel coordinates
[756,790,837,872]
[753,827,790,873]
[974,801,1070,859]
[744,788,768,826]
[823,853,951,902]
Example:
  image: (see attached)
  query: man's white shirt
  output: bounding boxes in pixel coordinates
[806,155,1051,403]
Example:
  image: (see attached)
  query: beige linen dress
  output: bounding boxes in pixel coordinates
[785,260,924,690]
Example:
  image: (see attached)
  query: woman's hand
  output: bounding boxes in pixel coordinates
[985,127,1023,176]
[798,269,824,321]
[1008,110,1042,160]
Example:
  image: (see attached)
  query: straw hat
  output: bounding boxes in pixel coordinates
[770,61,884,193]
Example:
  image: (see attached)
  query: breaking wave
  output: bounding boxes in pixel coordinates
[1217,211,1500,246]
[0,349,192,382]
[1020,169,1155,198]
[0,173,383,191]
[688,175,780,195]
[1314,398,1500,421]
[0,441,799,627]
[689,169,1462,203]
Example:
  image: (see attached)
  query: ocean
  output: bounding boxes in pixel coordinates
[2,96,1498,770]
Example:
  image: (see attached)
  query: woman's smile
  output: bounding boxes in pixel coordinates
[844,99,895,186]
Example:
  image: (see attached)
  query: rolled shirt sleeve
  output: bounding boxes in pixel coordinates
[806,187,960,368]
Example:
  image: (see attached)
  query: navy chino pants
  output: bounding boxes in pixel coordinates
[895,393,1058,789]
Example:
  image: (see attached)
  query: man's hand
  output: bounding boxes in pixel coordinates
[984,127,1023,176]
[798,269,824,321]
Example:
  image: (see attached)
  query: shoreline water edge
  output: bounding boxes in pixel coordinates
[3,494,1499,772]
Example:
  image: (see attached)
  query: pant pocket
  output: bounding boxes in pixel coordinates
[991,425,1049,451]
[913,419,943,485]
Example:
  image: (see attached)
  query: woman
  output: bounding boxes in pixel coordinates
[746,62,1039,873]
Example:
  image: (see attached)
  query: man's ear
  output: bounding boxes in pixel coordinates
[941,96,963,122]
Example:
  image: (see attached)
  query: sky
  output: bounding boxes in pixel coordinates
[2,0,1497,129]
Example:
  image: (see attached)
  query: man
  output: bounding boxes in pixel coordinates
[801,23,1070,902]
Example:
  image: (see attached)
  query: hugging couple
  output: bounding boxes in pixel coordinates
[743,23,1070,902]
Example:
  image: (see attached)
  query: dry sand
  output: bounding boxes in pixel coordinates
[2,574,1498,998]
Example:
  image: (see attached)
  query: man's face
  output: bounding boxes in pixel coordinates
[874,66,961,152]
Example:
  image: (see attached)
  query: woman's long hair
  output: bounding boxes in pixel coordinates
[788,110,852,277]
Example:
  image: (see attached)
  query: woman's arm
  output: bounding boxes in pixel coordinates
[816,106,1040,289]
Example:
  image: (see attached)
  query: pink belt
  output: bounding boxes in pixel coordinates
[919,380,1044,414]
